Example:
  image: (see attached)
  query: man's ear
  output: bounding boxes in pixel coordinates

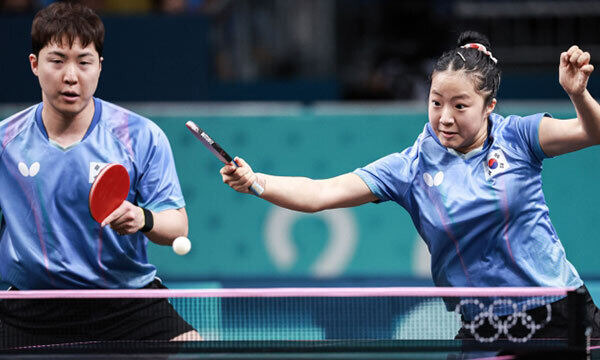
[29,54,39,76]
[99,56,103,72]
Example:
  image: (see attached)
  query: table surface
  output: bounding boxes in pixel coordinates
[0,339,597,360]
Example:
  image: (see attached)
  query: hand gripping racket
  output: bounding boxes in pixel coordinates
[185,121,264,196]
[89,164,130,223]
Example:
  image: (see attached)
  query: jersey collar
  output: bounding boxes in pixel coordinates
[35,97,102,141]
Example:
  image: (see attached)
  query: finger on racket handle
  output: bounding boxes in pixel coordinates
[229,157,264,196]
[185,121,264,196]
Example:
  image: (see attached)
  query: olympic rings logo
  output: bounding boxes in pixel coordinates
[455,298,552,343]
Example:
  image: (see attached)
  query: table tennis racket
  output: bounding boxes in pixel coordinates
[89,164,130,224]
[185,121,264,196]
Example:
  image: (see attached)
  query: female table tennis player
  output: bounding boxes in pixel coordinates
[222,31,600,339]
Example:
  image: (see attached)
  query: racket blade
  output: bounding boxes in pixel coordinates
[89,164,130,223]
[185,121,233,164]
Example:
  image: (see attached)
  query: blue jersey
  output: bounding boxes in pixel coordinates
[0,98,184,289]
[354,113,583,290]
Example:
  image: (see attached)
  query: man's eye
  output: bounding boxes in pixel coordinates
[456,104,466,109]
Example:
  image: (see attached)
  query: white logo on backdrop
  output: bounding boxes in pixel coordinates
[264,207,357,277]
[18,162,40,177]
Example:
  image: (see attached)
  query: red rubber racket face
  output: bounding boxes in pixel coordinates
[88,164,130,223]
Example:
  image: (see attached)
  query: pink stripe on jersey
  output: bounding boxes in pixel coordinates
[421,181,472,284]
[498,177,516,264]
[7,158,55,286]
[111,110,135,158]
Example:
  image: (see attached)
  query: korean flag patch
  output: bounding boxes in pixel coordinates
[484,149,510,181]
[89,162,109,183]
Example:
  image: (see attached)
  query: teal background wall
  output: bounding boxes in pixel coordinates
[122,102,600,281]
[149,108,424,279]
[1,102,598,285]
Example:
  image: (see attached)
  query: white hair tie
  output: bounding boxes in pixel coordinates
[461,43,498,64]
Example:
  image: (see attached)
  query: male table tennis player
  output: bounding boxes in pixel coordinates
[0,2,200,346]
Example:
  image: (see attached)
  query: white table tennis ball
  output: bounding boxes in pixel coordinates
[172,236,191,255]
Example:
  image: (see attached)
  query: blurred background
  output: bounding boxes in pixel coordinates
[1,0,599,298]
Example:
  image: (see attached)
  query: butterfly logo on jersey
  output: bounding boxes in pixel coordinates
[423,171,444,187]
[484,148,510,181]
[89,161,109,183]
[18,162,40,177]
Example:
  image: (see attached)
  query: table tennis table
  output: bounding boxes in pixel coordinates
[0,339,597,360]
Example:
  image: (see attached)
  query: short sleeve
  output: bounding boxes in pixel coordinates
[353,145,418,207]
[502,113,549,163]
[136,128,185,212]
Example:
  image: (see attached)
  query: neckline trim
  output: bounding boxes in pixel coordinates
[35,97,102,142]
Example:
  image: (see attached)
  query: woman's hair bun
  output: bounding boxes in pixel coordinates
[457,30,491,49]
